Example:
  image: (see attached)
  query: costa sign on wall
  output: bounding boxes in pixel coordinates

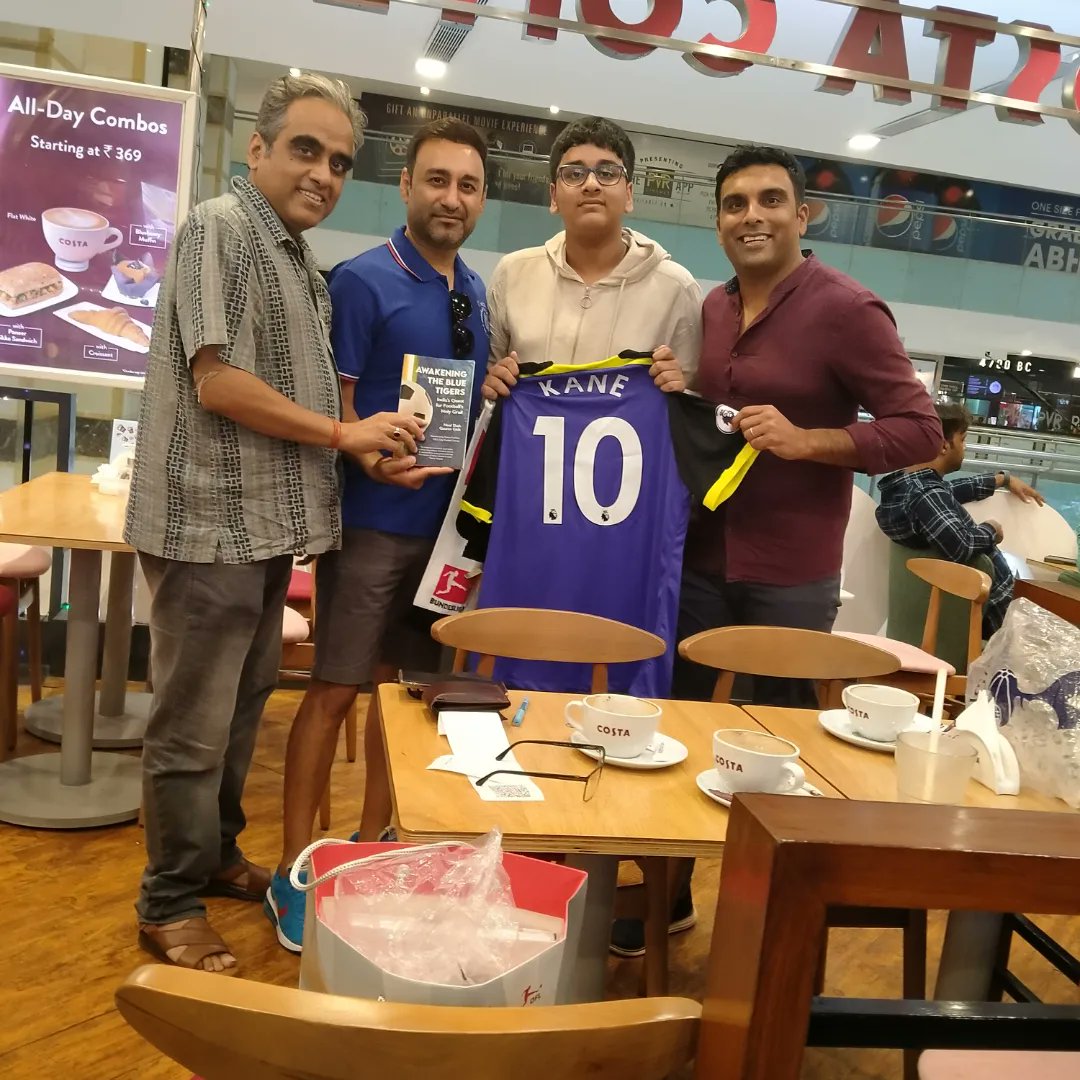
[323,0,1080,135]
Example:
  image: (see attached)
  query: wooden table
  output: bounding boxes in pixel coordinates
[378,685,840,1001]
[745,704,1077,1001]
[1014,574,1080,627]
[0,472,148,827]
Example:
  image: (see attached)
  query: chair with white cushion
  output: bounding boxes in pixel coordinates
[0,543,50,756]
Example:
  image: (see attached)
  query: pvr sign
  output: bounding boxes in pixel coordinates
[329,0,1080,136]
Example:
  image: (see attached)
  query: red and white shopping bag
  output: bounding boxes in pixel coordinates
[295,838,586,1007]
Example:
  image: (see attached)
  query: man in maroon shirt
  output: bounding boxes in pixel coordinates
[611,145,942,959]
[676,144,942,705]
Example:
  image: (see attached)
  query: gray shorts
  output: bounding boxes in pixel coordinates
[312,528,442,685]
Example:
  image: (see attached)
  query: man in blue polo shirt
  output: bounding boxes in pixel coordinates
[266,118,489,951]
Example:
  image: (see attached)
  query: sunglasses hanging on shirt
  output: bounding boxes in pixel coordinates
[450,289,474,359]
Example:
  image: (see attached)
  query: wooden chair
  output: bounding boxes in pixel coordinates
[278,560,358,832]
[0,543,49,758]
[917,916,1080,1079]
[677,624,902,709]
[116,964,701,1080]
[432,607,667,691]
[839,557,992,703]
[678,625,927,1078]
[432,607,673,995]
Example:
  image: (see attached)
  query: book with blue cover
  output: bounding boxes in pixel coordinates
[398,353,475,470]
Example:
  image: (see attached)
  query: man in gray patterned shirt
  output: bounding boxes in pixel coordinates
[125,73,422,975]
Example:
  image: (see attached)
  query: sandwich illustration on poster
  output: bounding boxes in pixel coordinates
[0,65,193,382]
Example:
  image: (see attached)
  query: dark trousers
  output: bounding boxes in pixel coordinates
[136,552,292,924]
[664,570,842,913]
[673,570,842,706]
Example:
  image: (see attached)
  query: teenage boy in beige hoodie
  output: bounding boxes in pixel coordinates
[481,117,702,953]
[484,116,701,396]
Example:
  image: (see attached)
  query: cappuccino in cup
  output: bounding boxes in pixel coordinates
[712,728,805,794]
[42,207,123,272]
[565,693,661,759]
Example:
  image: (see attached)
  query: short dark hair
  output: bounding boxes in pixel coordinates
[715,145,806,207]
[549,117,635,183]
[405,118,487,176]
[936,402,972,441]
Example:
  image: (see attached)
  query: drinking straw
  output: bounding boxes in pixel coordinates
[929,668,946,752]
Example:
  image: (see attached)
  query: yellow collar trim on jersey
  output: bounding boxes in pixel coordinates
[521,355,653,378]
[704,443,759,510]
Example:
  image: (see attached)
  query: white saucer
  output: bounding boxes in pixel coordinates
[695,769,822,807]
[818,709,936,753]
[570,731,688,770]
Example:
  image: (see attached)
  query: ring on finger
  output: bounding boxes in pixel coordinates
[391,426,401,440]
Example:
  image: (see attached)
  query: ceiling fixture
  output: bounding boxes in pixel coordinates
[419,86,431,96]
[289,67,301,77]
[1020,349,1033,356]
[847,134,881,152]
[549,105,560,115]
[415,57,447,80]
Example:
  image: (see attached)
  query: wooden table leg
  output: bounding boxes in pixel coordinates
[695,802,826,1078]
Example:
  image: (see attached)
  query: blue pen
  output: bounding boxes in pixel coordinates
[511,698,530,727]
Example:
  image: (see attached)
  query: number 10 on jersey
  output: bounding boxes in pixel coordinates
[533,416,643,527]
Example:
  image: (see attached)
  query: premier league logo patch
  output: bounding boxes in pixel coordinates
[714,404,738,435]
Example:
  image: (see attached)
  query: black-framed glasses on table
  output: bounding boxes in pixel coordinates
[474,739,606,802]
[449,289,474,359]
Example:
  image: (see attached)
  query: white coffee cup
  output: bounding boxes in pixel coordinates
[564,693,661,759]
[842,684,920,743]
[712,728,805,794]
[41,207,123,272]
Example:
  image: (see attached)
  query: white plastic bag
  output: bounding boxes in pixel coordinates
[294,829,552,988]
[967,598,1080,807]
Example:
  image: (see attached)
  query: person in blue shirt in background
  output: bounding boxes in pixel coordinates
[266,118,490,951]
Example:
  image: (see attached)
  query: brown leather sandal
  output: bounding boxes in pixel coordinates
[138,917,238,975]
[200,857,271,902]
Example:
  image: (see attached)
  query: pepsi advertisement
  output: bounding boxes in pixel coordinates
[798,157,1079,275]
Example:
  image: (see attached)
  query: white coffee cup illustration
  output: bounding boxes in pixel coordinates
[41,207,123,272]
[564,693,661,759]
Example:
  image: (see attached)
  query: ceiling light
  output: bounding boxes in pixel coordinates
[415,58,447,80]
[1020,349,1033,356]
[289,67,301,77]
[847,134,881,152]
[549,105,560,115]
[419,86,431,96]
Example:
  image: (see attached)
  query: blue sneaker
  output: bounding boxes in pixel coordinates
[347,827,397,843]
[264,867,306,953]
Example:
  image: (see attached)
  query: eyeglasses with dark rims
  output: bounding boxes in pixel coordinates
[555,163,628,188]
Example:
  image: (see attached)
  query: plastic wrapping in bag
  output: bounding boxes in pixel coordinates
[320,829,556,987]
[966,598,1080,808]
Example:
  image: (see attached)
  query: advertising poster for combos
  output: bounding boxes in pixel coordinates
[798,157,1080,277]
[0,68,187,380]
[355,93,566,206]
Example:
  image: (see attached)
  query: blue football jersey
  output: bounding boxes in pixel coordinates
[459,355,757,696]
